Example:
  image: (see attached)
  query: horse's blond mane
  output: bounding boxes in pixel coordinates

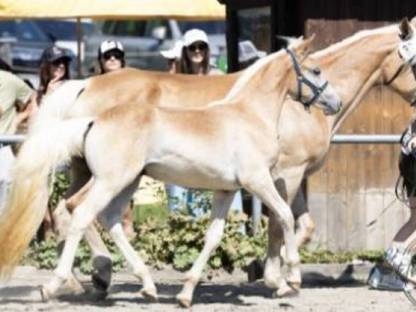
[312,24,397,59]
[223,49,287,101]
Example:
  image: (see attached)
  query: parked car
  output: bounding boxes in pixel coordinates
[83,19,226,73]
[0,20,52,73]
[34,19,95,61]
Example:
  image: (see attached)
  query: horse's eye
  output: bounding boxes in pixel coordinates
[312,67,321,75]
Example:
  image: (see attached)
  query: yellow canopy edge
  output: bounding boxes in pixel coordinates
[0,0,225,20]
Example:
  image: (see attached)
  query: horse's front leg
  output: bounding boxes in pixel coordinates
[176,190,236,307]
[243,170,301,297]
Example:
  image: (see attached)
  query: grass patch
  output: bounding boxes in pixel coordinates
[134,202,169,225]
[300,248,384,263]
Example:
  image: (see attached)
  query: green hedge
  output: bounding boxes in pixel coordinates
[23,212,383,273]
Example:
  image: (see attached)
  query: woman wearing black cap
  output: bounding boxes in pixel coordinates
[36,45,71,239]
[97,40,125,74]
[37,45,72,105]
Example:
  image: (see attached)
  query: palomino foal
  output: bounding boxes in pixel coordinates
[0,38,339,306]
[45,39,340,306]
[51,18,416,299]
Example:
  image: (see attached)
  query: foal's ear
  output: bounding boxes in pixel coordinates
[399,17,414,40]
[293,34,316,61]
[411,16,416,27]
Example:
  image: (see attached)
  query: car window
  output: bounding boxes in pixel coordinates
[177,21,225,35]
[102,20,147,37]
[144,20,172,39]
[0,21,49,42]
[101,20,172,39]
[35,20,95,40]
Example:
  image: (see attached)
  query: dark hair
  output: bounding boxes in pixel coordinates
[179,45,210,75]
[37,57,70,104]
[0,57,13,72]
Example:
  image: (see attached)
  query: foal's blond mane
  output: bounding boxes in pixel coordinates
[312,24,397,59]
[223,49,288,101]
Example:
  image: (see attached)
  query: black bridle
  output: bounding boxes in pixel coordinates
[284,47,328,110]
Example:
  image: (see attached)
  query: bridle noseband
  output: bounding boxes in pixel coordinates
[285,48,328,110]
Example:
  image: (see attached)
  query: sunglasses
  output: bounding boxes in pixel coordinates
[188,43,208,52]
[103,50,124,61]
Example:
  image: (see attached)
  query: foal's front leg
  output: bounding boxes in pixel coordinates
[176,190,236,307]
[243,172,301,297]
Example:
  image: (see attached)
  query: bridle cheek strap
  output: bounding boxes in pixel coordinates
[285,48,328,110]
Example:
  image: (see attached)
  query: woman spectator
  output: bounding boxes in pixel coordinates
[164,29,242,216]
[160,40,183,74]
[36,46,72,239]
[37,46,72,105]
[97,40,135,236]
[180,28,222,75]
[0,60,35,215]
[97,40,126,74]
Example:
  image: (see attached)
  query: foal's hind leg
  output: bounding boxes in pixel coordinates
[242,171,301,298]
[41,179,124,300]
[176,190,236,307]
[54,157,114,292]
[98,176,157,301]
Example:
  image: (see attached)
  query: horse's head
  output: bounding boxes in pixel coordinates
[380,17,416,105]
[398,17,416,67]
[287,37,342,115]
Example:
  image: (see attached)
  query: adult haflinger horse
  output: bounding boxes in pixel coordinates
[55,17,416,300]
[0,37,341,305]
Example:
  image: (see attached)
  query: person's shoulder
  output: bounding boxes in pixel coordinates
[0,70,24,84]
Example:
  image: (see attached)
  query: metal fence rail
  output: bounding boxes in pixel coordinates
[0,134,404,145]
[0,133,404,234]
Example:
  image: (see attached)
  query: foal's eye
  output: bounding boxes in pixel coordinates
[312,67,321,75]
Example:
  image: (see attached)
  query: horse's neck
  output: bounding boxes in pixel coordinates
[314,30,397,132]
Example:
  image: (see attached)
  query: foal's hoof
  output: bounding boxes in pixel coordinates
[140,288,158,302]
[176,293,192,308]
[65,275,85,295]
[40,286,54,302]
[91,256,113,292]
[274,282,300,298]
[287,281,301,292]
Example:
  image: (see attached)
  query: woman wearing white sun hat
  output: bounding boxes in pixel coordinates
[160,40,183,74]
[180,28,223,75]
[166,28,242,217]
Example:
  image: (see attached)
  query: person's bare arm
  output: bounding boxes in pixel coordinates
[15,93,38,131]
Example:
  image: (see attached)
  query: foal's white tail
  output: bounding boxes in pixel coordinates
[30,80,88,132]
[0,117,93,278]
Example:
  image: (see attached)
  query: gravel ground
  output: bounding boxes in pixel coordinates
[0,265,414,312]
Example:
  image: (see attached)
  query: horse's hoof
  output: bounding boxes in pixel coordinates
[287,281,301,292]
[40,286,52,302]
[274,283,300,298]
[91,256,113,292]
[264,276,280,289]
[140,288,158,302]
[65,275,85,295]
[176,293,192,308]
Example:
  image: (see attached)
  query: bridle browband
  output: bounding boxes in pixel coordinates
[285,47,328,110]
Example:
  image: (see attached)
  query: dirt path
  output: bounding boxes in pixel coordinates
[0,266,414,311]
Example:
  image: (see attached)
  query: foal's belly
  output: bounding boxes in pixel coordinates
[144,160,240,191]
